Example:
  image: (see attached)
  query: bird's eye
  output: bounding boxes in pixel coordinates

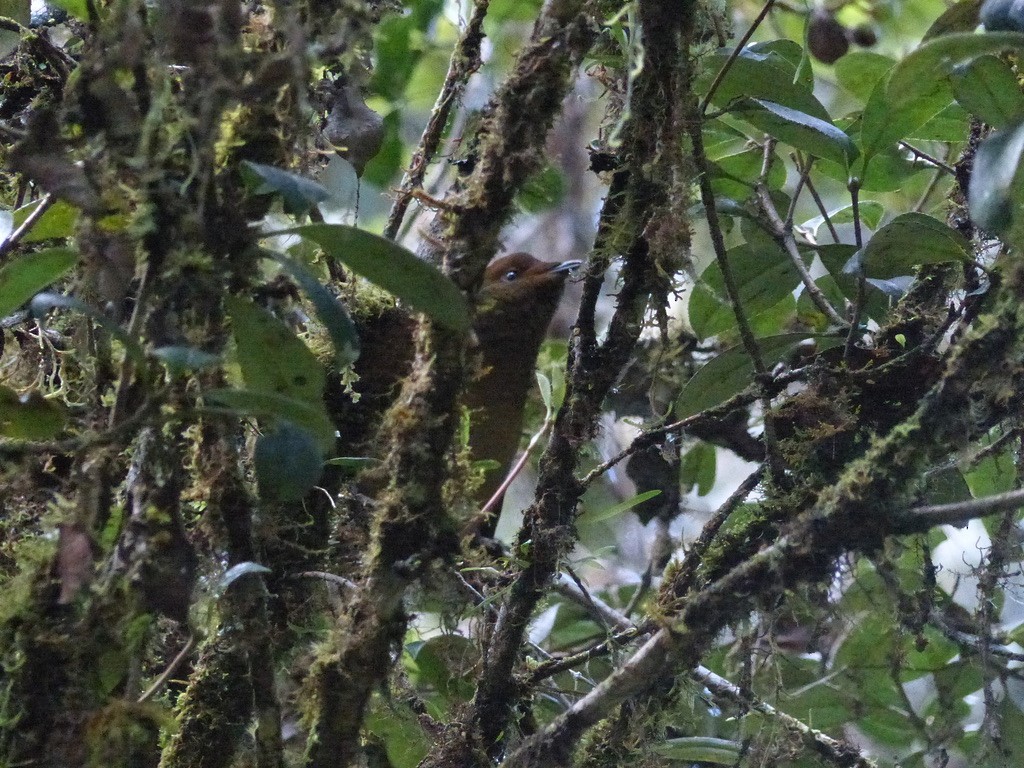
[503,270,520,282]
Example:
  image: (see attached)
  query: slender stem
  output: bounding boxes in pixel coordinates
[905,487,1024,527]
[699,0,777,115]
[755,181,847,327]
[899,141,956,175]
[382,0,490,240]
[842,179,865,362]
[477,413,553,518]
[0,194,54,260]
[692,666,879,768]
[804,175,840,243]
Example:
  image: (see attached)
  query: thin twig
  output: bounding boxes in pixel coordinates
[804,175,840,243]
[755,182,847,327]
[138,634,196,703]
[478,412,553,518]
[904,487,1024,527]
[689,118,784,479]
[692,665,879,768]
[382,0,490,240]
[899,141,956,175]
[699,0,778,115]
[842,179,865,362]
[0,194,55,260]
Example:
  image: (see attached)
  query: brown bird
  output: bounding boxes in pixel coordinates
[465,253,580,535]
[331,252,580,536]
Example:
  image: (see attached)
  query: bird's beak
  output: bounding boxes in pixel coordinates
[547,259,583,275]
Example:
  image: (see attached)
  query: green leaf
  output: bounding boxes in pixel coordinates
[951,55,1024,127]
[697,47,831,120]
[709,146,786,198]
[226,296,326,405]
[517,165,566,213]
[676,334,843,419]
[11,199,79,242]
[586,490,662,523]
[275,224,470,332]
[688,243,802,339]
[886,32,1024,112]
[261,250,360,367]
[802,201,885,237]
[203,388,335,448]
[0,386,66,440]
[49,0,88,21]
[653,737,742,764]
[856,213,971,279]
[680,442,716,496]
[0,247,77,317]
[969,119,1024,234]
[242,161,330,215]
[731,98,859,167]
[834,51,896,103]
[325,456,381,472]
[254,422,325,501]
[924,0,983,41]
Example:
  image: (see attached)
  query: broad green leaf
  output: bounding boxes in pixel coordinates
[924,0,982,41]
[860,67,952,171]
[969,119,1024,234]
[910,101,971,142]
[951,55,1024,127]
[203,388,335,447]
[276,224,470,332]
[856,213,971,279]
[0,386,66,440]
[680,442,716,496]
[226,296,326,405]
[365,694,431,768]
[963,435,1017,497]
[254,422,324,501]
[11,199,79,242]
[688,243,802,339]
[30,292,146,365]
[702,120,750,161]
[886,32,1024,112]
[834,51,896,103]
[676,334,843,419]
[49,0,88,21]
[517,165,566,213]
[261,250,360,367]
[697,47,831,120]
[242,161,330,215]
[801,201,885,237]
[817,147,929,192]
[748,39,813,89]
[585,490,662,523]
[709,146,786,198]
[731,99,858,167]
[0,248,77,317]
[653,737,742,765]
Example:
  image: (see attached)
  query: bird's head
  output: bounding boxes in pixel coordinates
[474,253,581,345]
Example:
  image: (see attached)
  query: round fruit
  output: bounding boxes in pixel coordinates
[851,24,878,47]
[808,10,850,64]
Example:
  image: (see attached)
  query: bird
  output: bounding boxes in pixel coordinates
[329,252,580,537]
[464,253,581,536]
